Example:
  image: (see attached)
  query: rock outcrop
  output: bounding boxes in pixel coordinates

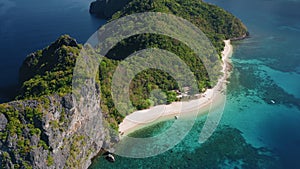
[19,35,80,83]
[0,35,118,168]
[0,90,115,168]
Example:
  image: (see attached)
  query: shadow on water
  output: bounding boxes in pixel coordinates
[0,85,18,103]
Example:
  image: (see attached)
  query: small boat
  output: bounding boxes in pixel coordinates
[175,115,179,120]
[105,154,115,163]
[271,100,275,104]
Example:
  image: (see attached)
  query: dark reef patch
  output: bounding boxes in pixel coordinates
[89,124,280,169]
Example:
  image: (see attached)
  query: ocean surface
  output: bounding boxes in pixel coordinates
[0,0,105,102]
[90,0,300,168]
[0,0,299,168]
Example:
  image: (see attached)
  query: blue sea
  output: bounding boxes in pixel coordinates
[0,0,105,102]
[1,0,299,168]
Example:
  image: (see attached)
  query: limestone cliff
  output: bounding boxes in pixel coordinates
[0,91,115,168]
[0,36,117,169]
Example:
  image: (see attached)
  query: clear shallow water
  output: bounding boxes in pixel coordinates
[90,0,300,168]
[0,0,105,102]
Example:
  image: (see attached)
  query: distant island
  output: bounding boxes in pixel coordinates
[90,0,131,19]
[0,0,247,168]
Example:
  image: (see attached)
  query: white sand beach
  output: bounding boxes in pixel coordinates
[119,40,233,135]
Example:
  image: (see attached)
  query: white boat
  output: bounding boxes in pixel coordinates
[105,154,115,163]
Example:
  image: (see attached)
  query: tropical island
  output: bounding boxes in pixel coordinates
[0,0,249,168]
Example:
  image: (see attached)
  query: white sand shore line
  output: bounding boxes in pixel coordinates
[119,40,233,136]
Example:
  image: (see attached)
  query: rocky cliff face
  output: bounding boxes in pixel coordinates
[89,0,131,18]
[0,35,117,168]
[0,90,114,169]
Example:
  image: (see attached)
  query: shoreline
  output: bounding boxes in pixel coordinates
[119,40,233,136]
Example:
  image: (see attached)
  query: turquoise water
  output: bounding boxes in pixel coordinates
[90,0,300,168]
